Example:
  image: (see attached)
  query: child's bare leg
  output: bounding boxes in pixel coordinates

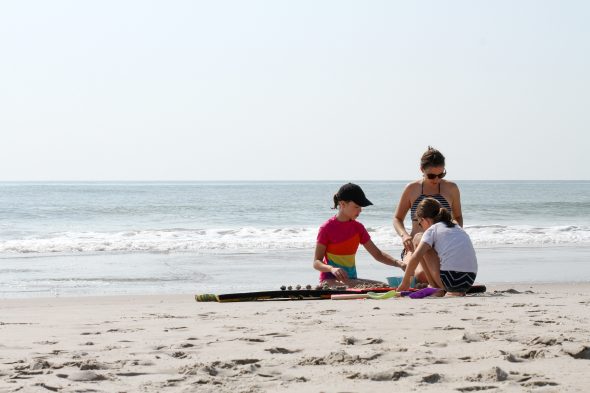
[407,234,428,283]
[418,253,439,288]
[420,250,445,289]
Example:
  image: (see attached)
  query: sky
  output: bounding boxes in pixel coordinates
[0,1,588,181]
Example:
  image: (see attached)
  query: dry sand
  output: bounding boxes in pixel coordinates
[1,283,590,393]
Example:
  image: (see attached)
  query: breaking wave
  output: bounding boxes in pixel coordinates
[1,224,589,254]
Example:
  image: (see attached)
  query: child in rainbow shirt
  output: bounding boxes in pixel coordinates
[313,183,405,287]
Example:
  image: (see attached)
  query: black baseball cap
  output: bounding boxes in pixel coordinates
[336,183,373,207]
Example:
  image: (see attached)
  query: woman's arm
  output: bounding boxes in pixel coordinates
[363,240,404,269]
[449,182,463,227]
[393,184,415,252]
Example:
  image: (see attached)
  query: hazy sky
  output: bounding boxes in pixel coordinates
[1,1,588,181]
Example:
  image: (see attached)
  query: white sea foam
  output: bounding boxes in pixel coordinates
[1,224,589,254]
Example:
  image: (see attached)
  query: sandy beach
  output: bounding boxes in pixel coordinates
[1,283,589,393]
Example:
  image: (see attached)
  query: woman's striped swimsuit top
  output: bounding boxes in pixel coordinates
[410,182,452,221]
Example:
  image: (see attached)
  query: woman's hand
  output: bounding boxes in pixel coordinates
[330,267,348,282]
[401,234,414,253]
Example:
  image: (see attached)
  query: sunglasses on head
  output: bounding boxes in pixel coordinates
[425,170,446,179]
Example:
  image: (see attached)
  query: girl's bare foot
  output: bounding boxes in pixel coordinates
[432,289,446,297]
[445,291,466,297]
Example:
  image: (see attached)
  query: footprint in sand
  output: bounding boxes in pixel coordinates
[299,351,382,366]
[521,380,559,388]
[147,313,189,319]
[423,341,447,348]
[502,350,546,363]
[434,325,465,331]
[532,320,558,326]
[106,328,145,333]
[347,370,410,381]
[562,344,590,359]
[164,326,188,332]
[422,373,442,383]
[264,347,300,354]
[80,331,101,336]
[456,386,498,392]
[363,338,384,345]
[33,382,61,391]
[341,336,383,345]
[68,370,108,382]
[239,337,266,343]
[19,359,52,372]
[174,343,195,349]
[262,332,290,338]
[530,336,563,346]
[116,372,151,377]
[468,366,508,382]
[462,332,485,343]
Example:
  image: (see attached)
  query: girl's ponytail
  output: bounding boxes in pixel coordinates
[416,197,456,228]
[435,207,455,228]
[332,194,339,209]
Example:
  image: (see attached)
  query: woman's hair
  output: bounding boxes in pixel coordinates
[420,146,446,170]
[416,197,455,228]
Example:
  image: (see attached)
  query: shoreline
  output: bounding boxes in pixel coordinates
[1,283,590,392]
[2,245,590,299]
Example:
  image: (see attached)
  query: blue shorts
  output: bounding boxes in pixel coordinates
[440,270,476,292]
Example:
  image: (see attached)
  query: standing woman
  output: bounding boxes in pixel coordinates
[393,147,463,281]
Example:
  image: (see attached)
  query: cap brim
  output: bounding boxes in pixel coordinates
[356,198,373,207]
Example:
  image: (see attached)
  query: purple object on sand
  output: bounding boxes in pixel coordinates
[408,287,440,299]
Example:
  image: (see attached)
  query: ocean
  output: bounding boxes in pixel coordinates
[1,181,589,297]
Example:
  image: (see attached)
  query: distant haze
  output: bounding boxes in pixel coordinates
[1,1,588,181]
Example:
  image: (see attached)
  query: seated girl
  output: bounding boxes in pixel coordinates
[397,197,478,296]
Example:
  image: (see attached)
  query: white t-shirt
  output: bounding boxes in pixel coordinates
[421,222,478,273]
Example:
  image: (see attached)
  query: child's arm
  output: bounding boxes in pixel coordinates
[313,243,349,281]
[362,240,405,269]
[397,242,431,290]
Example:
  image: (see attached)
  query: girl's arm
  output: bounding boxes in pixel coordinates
[313,243,349,281]
[397,241,432,291]
[363,240,404,269]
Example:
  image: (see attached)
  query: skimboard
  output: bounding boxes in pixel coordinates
[195,284,486,302]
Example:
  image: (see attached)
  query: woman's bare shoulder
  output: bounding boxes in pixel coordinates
[404,179,422,190]
[442,180,459,190]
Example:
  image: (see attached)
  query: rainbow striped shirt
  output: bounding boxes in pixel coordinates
[317,216,371,281]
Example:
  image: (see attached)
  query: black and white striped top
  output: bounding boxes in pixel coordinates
[410,182,452,221]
